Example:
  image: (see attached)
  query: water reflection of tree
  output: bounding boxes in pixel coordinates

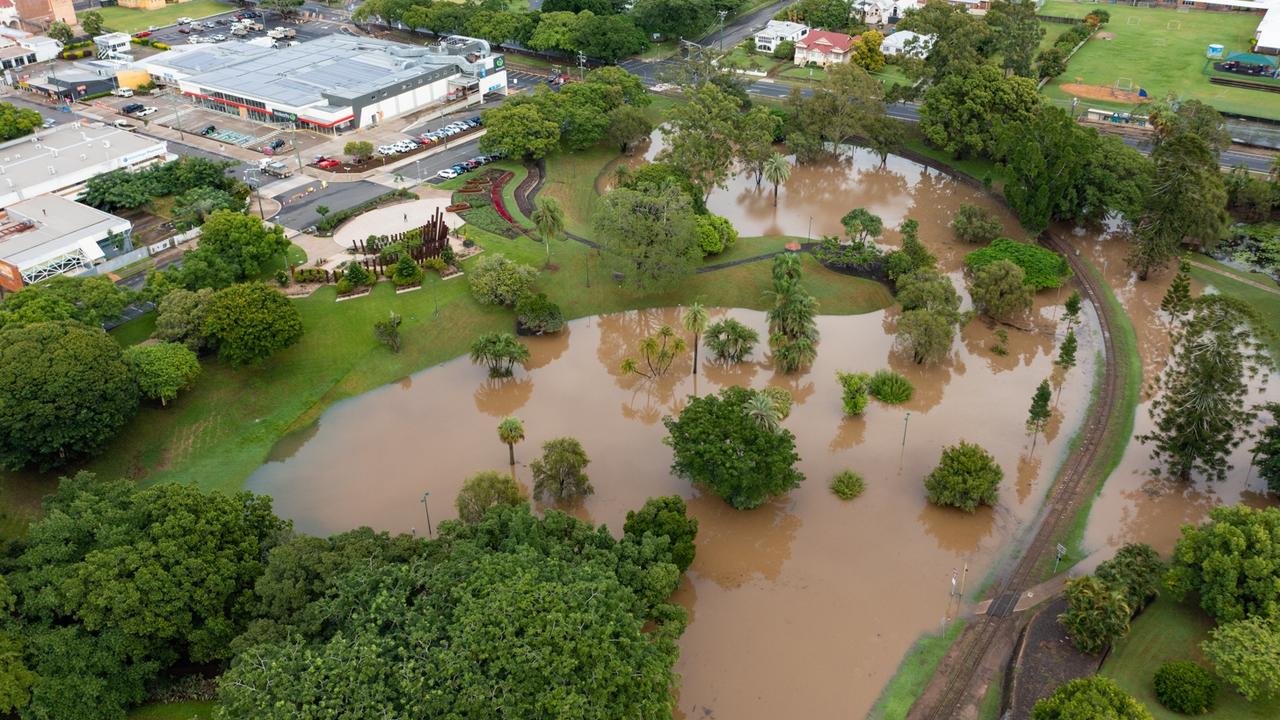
[916,502,998,554]
[596,309,678,381]
[617,372,687,426]
[1106,477,1220,550]
[685,493,801,590]
[523,325,572,370]
[829,416,866,452]
[883,313,964,413]
[765,369,815,407]
[1015,452,1041,505]
[473,376,534,416]
[702,358,762,387]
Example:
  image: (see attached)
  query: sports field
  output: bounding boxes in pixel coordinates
[97,0,232,33]
[1040,0,1280,120]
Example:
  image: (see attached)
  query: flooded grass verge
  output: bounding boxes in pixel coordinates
[868,620,968,720]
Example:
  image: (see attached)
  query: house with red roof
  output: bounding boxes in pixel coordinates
[793,30,857,68]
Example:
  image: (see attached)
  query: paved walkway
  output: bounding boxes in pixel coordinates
[331,190,463,251]
[1187,258,1280,296]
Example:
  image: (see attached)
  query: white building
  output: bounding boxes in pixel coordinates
[0,121,171,209]
[881,30,935,58]
[94,32,132,59]
[0,194,132,290]
[0,0,18,29]
[754,20,809,53]
[0,26,61,72]
[138,34,508,133]
[853,0,923,26]
[1257,4,1280,55]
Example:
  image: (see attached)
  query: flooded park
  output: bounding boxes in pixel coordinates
[248,147,1275,717]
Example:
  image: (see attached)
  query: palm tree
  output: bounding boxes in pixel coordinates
[744,392,781,433]
[681,303,709,376]
[762,152,792,207]
[497,416,525,466]
[469,333,530,377]
[531,196,566,268]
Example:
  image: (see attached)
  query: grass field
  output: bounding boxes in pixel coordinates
[868,620,967,720]
[1189,256,1280,358]
[1039,0,1280,120]
[127,701,214,720]
[97,0,233,33]
[1101,598,1280,719]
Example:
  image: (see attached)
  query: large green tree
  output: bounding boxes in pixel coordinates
[1129,132,1227,280]
[919,63,1040,158]
[623,495,699,573]
[0,275,132,331]
[1167,505,1280,623]
[217,505,688,718]
[1059,575,1131,654]
[985,0,1044,78]
[766,253,820,373]
[479,100,562,160]
[594,182,701,292]
[455,471,526,523]
[203,283,304,366]
[123,342,200,407]
[970,259,1033,322]
[924,441,1003,512]
[530,437,594,503]
[1140,296,1267,482]
[664,386,805,510]
[153,287,214,352]
[659,82,742,201]
[0,102,43,141]
[1254,402,1280,496]
[0,322,137,470]
[196,210,290,279]
[1202,616,1280,701]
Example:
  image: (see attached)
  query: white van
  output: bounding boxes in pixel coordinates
[111,87,134,98]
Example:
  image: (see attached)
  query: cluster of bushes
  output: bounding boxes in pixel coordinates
[924,441,1003,512]
[515,292,565,335]
[1153,660,1217,715]
[292,267,330,283]
[830,470,865,500]
[950,204,1004,245]
[835,369,913,415]
[813,237,883,275]
[1059,543,1164,654]
[964,238,1072,290]
[314,189,416,233]
[1225,166,1278,224]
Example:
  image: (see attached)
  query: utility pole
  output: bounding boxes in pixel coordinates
[421,491,433,538]
[291,121,303,172]
[577,51,586,81]
[717,10,728,52]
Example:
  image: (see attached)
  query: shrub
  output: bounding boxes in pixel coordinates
[391,256,423,287]
[868,369,913,404]
[293,268,328,283]
[335,278,354,295]
[468,254,537,307]
[705,318,759,362]
[423,257,448,273]
[760,386,793,420]
[772,40,795,60]
[455,470,525,523]
[274,269,289,286]
[623,495,699,573]
[1032,676,1151,720]
[964,237,1072,290]
[837,371,871,416]
[830,470,865,500]
[1060,575,1130,654]
[1201,616,1280,701]
[342,261,373,287]
[694,214,738,257]
[924,441,1002,512]
[1095,543,1163,613]
[1153,661,1217,715]
[951,203,1003,244]
[514,293,565,335]
[812,237,883,273]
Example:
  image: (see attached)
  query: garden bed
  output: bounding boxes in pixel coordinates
[452,169,523,239]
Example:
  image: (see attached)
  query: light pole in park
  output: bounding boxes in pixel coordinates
[242,169,266,219]
[717,10,728,52]
[577,51,586,81]
[421,491,433,538]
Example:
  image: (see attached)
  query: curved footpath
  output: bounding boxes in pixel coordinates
[905,232,1123,719]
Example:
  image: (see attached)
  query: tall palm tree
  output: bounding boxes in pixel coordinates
[762,152,792,208]
[497,416,525,466]
[531,196,566,268]
[681,303,709,376]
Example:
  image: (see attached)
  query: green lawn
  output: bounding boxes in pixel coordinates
[126,701,215,720]
[1039,0,1280,120]
[98,0,233,33]
[1101,598,1280,719]
[869,620,967,720]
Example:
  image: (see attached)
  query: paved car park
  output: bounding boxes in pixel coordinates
[142,11,347,49]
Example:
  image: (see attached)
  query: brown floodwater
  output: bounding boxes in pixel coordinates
[252,302,1094,719]
[605,130,1027,247]
[1072,222,1279,567]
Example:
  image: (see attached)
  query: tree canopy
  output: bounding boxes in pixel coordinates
[1167,505,1280,623]
[664,386,805,510]
[0,322,138,470]
[1031,676,1153,720]
[924,441,1003,512]
[594,182,701,292]
[203,283,304,365]
[0,275,132,331]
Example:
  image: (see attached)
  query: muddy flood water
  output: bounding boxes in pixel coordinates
[248,149,1110,717]
[1073,224,1279,567]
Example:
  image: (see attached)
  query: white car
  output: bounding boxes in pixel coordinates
[135,106,157,117]
[176,16,192,24]
[436,168,459,179]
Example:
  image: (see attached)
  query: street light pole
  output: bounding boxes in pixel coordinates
[718,10,727,52]
[421,491,433,537]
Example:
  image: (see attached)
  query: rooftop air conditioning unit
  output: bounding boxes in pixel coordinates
[103,140,110,148]
[48,167,55,174]
[79,154,86,161]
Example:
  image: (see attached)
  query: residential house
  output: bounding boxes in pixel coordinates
[852,0,923,26]
[881,30,935,58]
[794,30,857,67]
[754,20,809,54]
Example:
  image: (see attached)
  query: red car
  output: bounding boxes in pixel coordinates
[315,158,340,169]
[134,31,151,38]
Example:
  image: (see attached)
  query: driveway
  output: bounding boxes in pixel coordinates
[271,180,390,230]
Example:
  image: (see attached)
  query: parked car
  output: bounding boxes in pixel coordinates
[41,118,55,129]
[177,16,192,24]
[436,168,459,179]
[199,124,216,136]
[135,106,158,117]
[110,87,133,97]
[112,120,135,130]
[315,158,340,169]
[121,102,144,114]
[211,34,227,41]
[133,31,151,38]
[178,27,191,34]
[464,160,481,170]
[268,138,286,151]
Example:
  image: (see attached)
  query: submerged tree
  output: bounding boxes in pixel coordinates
[1027,379,1052,437]
[766,254,820,373]
[1140,296,1269,482]
[1255,403,1280,496]
[530,437,593,503]
[681,303,709,376]
[621,325,687,379]
[705,318,759,362]
[1160,257,1192,318]
[1056,329,1078,371]
[455,470,526,523]
[1063,290,1082,328]
[497,416,525,466]
[470,333,531,378]
[762,152,792,207]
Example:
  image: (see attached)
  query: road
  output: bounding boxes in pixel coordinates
[271,180,390,230]
[698,0,796,50]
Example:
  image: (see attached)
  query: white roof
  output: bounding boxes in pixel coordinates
[882,30,936,56]
[756,20,808,38]
[0,122,168,205]
[95,32,132,45]
[1258,5,1280,50]
[0,195,128,269]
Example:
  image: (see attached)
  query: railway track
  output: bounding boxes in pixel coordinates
[908,233,1124,719]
